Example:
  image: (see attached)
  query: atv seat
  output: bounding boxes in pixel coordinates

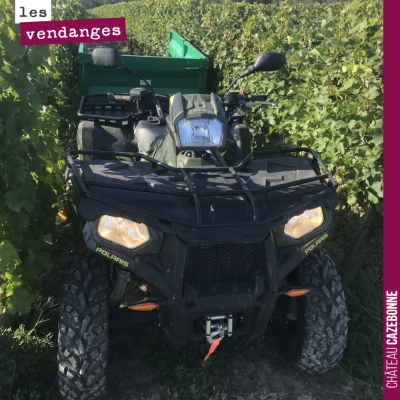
[135,120,168,154]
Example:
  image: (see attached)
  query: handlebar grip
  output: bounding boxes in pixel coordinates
[110,94,131,103]
[250,94,268,101]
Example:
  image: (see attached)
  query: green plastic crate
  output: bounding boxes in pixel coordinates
[78,29,209,98]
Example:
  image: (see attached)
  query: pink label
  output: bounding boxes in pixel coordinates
[20,17,126,46]
[385,0,399,398]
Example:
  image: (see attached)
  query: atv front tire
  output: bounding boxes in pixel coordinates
[58,250,110,400]
[281,248,348,374]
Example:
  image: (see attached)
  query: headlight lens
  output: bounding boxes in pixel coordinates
[98,216,150,249]
[284,207,324,239]
[177,118,223,147]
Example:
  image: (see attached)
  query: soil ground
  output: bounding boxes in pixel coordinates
[106,325,356,400]
[104,267,356,400]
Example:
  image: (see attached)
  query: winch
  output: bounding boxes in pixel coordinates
[204,314,233,344]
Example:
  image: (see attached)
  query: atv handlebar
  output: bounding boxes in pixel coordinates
[248,94,268,101]
[108,90,271,106]
[223,91,274,119]
[106,90,274,120]
[245,101,276,107]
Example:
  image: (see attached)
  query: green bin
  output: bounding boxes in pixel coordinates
[78,29,209,98]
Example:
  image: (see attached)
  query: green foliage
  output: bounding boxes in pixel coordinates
[277,0,354,4]
[343,243,383,398]
[324,210,383,398]
[91,0,383,213]
[0,255,64,399]
[77,0,137,10]
[50,0,87,151]
[0,325,55,399]
[0,0,86,315]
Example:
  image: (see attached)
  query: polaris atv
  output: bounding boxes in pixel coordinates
[59,47,348,400]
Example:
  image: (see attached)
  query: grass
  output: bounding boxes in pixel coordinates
[0,210,383,400]
[0,223,72,400]
[342,254,383,400]
[325,210,383,400]
[0,264,62,399]
[131,332,261,399]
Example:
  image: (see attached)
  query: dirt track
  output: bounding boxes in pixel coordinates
[106,325,355,400]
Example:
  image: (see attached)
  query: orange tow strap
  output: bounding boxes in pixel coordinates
[202,338,220,367]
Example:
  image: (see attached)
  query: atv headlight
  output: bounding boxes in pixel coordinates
[97,216,150,249]
[284,207,324,239]
[177,118,223,148]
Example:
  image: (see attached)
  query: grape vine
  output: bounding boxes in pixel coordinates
[0,0,86,314]
[91,0,383,213]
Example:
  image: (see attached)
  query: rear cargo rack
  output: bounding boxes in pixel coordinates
[77,92,170,127]
[67,148,337,227]
[77,93,135,126]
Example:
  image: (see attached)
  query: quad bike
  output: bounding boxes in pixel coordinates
[58,47,348,400]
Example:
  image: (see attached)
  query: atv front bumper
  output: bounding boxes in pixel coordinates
[103,221,333,347]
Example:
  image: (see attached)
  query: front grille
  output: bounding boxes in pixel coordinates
[185,243,261,283]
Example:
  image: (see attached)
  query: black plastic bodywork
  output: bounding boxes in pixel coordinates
[224,122,252,166]
[167,92,228,150]
[253,51,286,72]
[92,47,125,69]
[77,121,138,159]
[66,147,338,346]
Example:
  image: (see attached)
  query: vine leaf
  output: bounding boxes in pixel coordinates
[21,183,38,213]
[335,120,347,129]
[0,104,19,124]
[367,86,380,99]
[5,288,34,315]
[347,193,358,206]
[347,120,357,130]
[5,186,23,212]
[27,46,50,69]
[0,242,21,274]
[5,120,24,141]
[373,133,383,146]
[1,155,26,185]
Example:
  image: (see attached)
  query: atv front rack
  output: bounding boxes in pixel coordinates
[67,148,338,227]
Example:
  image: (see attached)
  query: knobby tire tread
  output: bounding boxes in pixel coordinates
[293,248,348,374]
[58,249,110,400]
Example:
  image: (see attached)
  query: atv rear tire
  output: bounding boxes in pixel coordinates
[281,248,348,374]
[58,250,110,400]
